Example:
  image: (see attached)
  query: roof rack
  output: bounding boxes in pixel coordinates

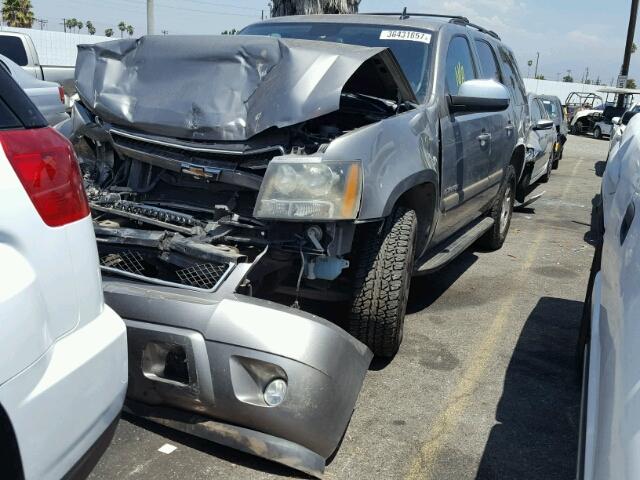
[363,10,501,40]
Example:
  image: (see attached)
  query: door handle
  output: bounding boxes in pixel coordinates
[620,200,636,245]
[477,132,491,147]
[505,123,515,133]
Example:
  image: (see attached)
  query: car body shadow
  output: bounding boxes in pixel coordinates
[476,297,582,479]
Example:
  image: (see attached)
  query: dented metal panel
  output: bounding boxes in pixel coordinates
[75,35,416,142]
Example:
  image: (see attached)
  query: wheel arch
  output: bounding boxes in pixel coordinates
[510,143,526,183]
[380,172,438,256]
[0,403,24,479]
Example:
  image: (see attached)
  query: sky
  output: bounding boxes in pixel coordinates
[29,0,640,84]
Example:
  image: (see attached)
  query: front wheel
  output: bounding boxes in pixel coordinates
[347,206,417,357]
[478,165,516,250]
[593,126,602,140]
[540,154,552,183]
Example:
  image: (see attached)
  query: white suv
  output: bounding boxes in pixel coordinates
[0,67,127,478]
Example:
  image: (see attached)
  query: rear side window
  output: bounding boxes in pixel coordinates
[475,40,502,82]
[445,36,477,95]
[542,99,558,118]
[0,67,46,129]
[530,99,543,122]
[0,36,28,66]
[498,46,526,105]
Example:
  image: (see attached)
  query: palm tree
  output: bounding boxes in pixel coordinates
[118,21,126,38]
[270,0,359,16]
[77,21,83,32]
[2,0,35,28]
[104,28,114,37]
[65,18,78,32]
[86,21,96,35]
[126,24,134,37]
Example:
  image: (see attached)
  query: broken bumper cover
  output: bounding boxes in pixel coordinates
[103,277,372,477]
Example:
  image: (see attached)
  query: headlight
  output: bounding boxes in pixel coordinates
[254,158,362,220]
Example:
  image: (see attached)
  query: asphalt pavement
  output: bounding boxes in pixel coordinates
[89,134,606,480]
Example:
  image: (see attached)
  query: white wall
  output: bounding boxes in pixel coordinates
[524,78,605,104]
[0,27,113,66]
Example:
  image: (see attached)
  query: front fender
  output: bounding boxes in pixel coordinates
[322,107,440,220]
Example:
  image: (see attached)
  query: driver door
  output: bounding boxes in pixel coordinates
[438,36,493,240]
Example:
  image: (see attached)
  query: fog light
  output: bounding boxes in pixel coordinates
[264,378,287,406]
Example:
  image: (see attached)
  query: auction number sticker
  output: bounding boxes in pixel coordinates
[379,30,431,44]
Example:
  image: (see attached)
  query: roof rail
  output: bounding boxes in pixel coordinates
[364,12,469,23]
[362,11,501,40]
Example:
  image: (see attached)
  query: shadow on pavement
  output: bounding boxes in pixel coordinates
[121,413,311,479]
[594,161,607,178]
[407,249,478,315]
[476,297,582,480]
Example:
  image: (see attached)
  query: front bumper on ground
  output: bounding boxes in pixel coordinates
[103,276,373,477]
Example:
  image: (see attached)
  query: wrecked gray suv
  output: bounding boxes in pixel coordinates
[64,12,527,477]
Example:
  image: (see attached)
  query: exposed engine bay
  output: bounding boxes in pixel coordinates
[70,34,417,308]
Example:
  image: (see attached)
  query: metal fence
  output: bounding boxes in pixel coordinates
[0,26,112,66]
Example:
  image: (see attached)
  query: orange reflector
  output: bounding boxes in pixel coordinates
[341,163,361,218]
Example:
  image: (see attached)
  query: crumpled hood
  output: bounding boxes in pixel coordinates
[75,35,415,142]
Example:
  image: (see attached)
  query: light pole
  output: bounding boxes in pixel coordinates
[147,0,155,35]
[618,0,639,107]
[534,52,540,79]
[527,60,533,78]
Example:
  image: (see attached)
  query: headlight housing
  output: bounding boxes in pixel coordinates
[254,158,362,220]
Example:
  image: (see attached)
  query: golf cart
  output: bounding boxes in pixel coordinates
[593,87,640,139]
[565,91,602,127]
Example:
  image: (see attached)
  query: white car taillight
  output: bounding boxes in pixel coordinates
[1,127,90,227]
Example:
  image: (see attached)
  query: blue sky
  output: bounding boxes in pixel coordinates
[30,0,639,84]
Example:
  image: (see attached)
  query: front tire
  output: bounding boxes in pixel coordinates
[540,154,552,183]
[347,206,417,357]
[593,126,602,140]
[478,165,516,250]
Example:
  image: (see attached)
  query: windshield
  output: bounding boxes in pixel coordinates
[240,22,432,101]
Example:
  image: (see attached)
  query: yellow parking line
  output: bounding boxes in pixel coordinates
[405,157,586,480]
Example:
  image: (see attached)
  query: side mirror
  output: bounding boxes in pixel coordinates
[448,79,510,114]
[612,117,622,126]
[622,112,637,125]
[533,119,554,130]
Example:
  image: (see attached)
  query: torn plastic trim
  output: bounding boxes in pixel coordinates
[125,400,326,478]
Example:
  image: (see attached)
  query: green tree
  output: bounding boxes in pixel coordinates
[86,20,96,35]
[2,0,36,28]
[270,0,360,16]
[221,28,238,35]
[126,24,134,37]
[104,28,114,37]
[76,21,83,32]
[535,74,545,80]
[626,78,637,89]
[118,21,126,37]
[2,0,35,28]
[65,18,78,32]
[563,75,574,83]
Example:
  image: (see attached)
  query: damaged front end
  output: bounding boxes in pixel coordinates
[66,35,416,475]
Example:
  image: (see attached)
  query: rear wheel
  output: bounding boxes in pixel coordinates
[572,121,584,135]
[347,206,417,357]
[478,165,516,250]
[593,126,602,140]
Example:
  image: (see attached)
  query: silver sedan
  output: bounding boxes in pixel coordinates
[0,53,68,126]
